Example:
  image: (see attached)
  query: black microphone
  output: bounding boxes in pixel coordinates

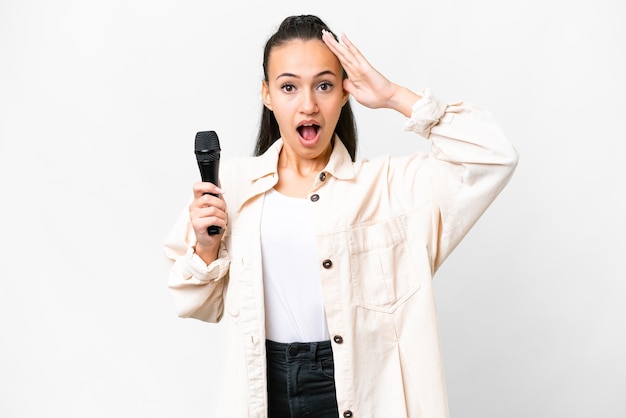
[194,130,222,235]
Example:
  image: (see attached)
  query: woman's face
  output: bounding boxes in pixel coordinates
[262,38,348,164]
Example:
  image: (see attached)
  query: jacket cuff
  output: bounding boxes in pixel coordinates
[403,88,447,138]
[173,246,229,283]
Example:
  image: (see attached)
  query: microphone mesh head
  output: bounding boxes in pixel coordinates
[195,131,221,153]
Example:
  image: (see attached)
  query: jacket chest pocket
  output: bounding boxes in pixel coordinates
[348,217,420,313]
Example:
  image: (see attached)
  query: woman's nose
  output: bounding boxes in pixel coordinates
[299,90,318,114]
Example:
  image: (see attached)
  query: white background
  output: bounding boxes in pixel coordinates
[1,0,625,417]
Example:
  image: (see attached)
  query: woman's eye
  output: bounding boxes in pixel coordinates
[318,82,333,91]
[281,84,295,93]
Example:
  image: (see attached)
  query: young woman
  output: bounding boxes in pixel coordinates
[164,15,518,418]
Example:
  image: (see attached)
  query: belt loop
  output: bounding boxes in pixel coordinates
[310,342,319,360]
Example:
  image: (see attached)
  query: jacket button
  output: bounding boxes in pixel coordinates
[343,411,353,418]
[310,194,320,202]
[319,172,327,181]
[322,259,332,269]
[333,335,344,344]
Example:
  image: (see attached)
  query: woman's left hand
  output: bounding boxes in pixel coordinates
[322,30,421,117]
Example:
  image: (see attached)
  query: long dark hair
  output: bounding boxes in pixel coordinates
[254,15,358,161]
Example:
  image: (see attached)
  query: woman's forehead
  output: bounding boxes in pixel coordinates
[266,39,341,79]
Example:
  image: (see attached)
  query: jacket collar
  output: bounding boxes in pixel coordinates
[245,136,356,182]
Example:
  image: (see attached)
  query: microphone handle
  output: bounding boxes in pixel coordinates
[198,159,222,235]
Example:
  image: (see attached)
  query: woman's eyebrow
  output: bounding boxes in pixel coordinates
[275,70,337,81]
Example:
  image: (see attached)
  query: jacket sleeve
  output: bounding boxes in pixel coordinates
[163,204,230,322]
[404,89,519,271]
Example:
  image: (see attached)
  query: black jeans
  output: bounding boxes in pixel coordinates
[266,340,340,418]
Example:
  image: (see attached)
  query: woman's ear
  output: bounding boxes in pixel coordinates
[262,81,273,111]
[341,89,350,107]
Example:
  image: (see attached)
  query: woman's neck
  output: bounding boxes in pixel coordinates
[274,146,330,198]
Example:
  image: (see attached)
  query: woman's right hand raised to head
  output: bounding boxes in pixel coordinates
[189,182,227,264]
[321,30,422,118]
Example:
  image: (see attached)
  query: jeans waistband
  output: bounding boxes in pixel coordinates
[266,339,333,361]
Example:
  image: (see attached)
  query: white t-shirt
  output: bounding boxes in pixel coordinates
[260,188,330,343]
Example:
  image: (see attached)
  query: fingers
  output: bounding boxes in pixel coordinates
[340,33,356,50]
[193,181,223,198]
[322,31,367,74]
[191,192,226,212]
[190,182,227,238]
[321,29,339,51]
[336,33,363,66]
[322,30,346,60]
[322,31,353,71]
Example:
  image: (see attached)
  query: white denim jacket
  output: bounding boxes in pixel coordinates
[164,90,519,418]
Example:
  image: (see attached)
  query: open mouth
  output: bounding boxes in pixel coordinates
[297,123,321,142]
